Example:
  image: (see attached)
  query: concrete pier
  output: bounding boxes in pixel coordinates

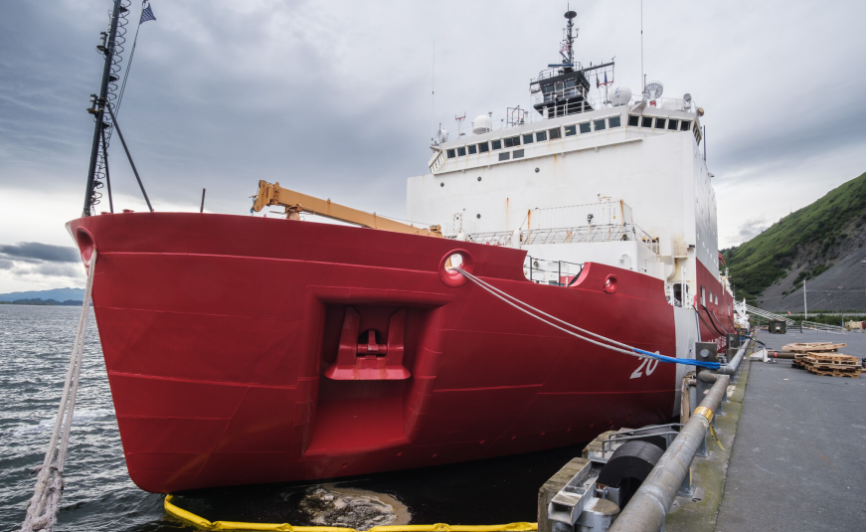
[542,329,866,532]
[713,330,866,532]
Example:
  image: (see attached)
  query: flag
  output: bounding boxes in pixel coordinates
[604,71,608,85]
[140,1,156,24]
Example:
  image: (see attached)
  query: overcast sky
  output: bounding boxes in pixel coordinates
[1,0,865,293]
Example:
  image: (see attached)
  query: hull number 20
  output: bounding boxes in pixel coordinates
[630,357,659,379]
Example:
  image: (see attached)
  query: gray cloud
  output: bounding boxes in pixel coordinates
[0,0,865,279]
[34,262,84,277]
[735,217,770,244]
[0,242,79,263]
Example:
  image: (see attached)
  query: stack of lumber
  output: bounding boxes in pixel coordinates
[785,342,860,378]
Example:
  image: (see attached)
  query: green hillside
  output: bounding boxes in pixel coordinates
[721,171,866,299]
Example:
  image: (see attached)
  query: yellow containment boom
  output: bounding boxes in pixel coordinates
[252,180,442,238]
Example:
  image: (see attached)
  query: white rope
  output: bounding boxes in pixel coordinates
[20,252,98,532]
[452,266,653,361]
[452,266,720,370]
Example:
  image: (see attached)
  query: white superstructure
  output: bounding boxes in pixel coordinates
[407,11,734,403]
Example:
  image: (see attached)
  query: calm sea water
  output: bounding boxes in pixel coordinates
[0,305,585,531]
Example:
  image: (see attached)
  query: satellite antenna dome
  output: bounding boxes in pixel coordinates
[435,128,449,145]
[472,114,492,135]
[644,81,664,100]
[611,87,632,106]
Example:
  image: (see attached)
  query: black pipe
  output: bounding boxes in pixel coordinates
[703,305,730,335]
[83,0,123,217]
[105,103,153,212]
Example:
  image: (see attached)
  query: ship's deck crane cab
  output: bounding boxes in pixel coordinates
[252,180,442,238]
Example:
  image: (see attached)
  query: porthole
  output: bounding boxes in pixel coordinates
[535,168,540,173]
[477,176,482,182]
[476,214,481,219]
[440,182,445,187]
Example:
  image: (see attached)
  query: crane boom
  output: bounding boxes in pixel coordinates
[251,180,443,238]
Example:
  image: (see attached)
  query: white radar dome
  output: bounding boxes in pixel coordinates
[472,114,492,135]
[611,87,632,106]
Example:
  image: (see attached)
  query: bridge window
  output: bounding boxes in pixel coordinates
[492,139,502,150]
[523,133,534,144]
[654,118,667,129]
[628,115,640,126]
[549,127,562,139]
[536,130,548,142]
[447,149,456,159]
[680,120,691,131]
[478,142,489,153]
[593,119,606,131]
[457,146,466,156]
[499,152,510,161]
[641,116,653,128]
[667,119,679,130]
[579,122,591,134]
[564,125,577,136]
[468,144,477,154]
[514,149,525,159]
[504,136,521,147]
[609,116,622,128]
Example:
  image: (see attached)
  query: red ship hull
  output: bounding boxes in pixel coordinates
[69,213,685,493]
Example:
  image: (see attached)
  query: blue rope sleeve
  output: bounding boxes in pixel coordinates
[632,347,722,370]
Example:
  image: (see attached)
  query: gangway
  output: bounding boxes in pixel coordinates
[745,304,795,326]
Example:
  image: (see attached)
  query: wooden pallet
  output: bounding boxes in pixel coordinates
[803,353,859,369]
[792,354,809,369]
[805,366,860,378]
[783,342,847,353]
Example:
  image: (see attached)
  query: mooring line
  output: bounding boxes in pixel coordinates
[20,252,97,532]
[453,267,720,370]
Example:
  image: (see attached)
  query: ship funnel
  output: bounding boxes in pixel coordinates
[472,114,492,135]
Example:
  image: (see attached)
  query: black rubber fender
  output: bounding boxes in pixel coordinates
[596,440,665,507]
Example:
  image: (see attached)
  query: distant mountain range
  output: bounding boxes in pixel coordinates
[722,171,866,312]
[0,287,84,304]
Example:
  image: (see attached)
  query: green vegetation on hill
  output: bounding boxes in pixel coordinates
[721,171,866,300]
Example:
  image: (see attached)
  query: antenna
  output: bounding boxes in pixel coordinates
[640,0,646,92]
[431,39,436,141]
[455,114,466,136]
[564,9,577,67]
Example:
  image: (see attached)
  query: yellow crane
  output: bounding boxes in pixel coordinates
[251,180,443,238]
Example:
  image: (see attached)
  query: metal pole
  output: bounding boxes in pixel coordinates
[83,0,123,217]
[99,125,114,214]
[200,188,206,213]
[804,278,807,320]
[609,340,749,532]
[105,104,153,212]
